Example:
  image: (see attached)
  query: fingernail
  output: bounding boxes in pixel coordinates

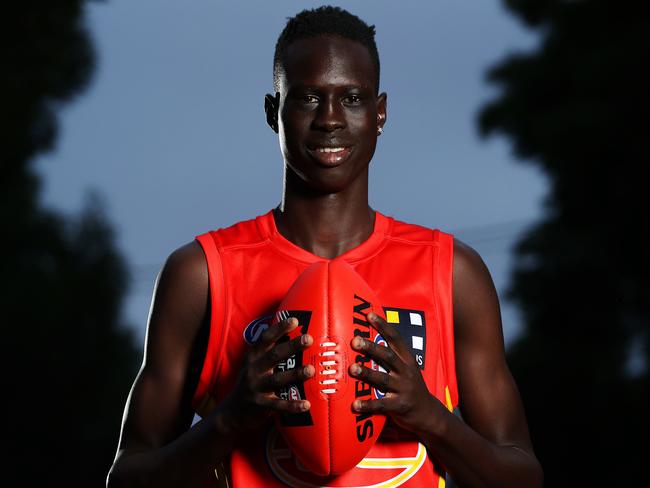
[352,400,362,411]
[303,365,314,377]
[289,317,298,327]
[353,337,364,349]
[368,312,378,322]
[301,334,311,346]
[350,364,361,375]
[301,401,310,411]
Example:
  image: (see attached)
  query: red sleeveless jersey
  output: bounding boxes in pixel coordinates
[193,210,458,488]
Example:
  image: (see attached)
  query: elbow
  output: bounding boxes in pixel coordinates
[504,445,544,488]
[106,465,123,488]
[106,460,147,488]
[106,463,133,488]
[517,452,543,488]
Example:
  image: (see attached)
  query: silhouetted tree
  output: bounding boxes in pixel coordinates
[1,2,139,484]
[479,0,649,485]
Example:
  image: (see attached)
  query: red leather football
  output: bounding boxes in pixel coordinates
[271,259,387,476]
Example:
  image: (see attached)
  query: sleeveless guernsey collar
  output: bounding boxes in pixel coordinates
[255,210,391,264]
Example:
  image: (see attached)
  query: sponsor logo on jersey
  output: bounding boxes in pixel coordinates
[243,314,273,345]
[372,334,388,399]
[383,307,427,370]
[265,426,428,487]
[274,310,313,427]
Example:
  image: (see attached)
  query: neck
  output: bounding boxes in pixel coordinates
[275,171,375,260]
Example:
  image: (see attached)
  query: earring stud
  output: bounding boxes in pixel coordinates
[377,127,383,135]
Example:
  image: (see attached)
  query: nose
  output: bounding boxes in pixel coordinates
[312,97,345,132]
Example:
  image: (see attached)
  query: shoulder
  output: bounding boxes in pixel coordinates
[452,237,499,323]
[161,240,208,291]
[451,237,504,350]
[453,237,491,282]
[150,240,209,337]
[159,212,270,313]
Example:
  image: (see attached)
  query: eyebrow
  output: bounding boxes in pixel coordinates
[288,83,371,92]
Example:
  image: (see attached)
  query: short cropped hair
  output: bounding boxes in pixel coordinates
[273,6,380,93]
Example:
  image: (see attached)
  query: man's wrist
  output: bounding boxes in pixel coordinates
[211,402,241,439]
[418,394,453,445]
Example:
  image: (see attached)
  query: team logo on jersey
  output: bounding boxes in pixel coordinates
[383,307,427,370]
[265,426,428,487]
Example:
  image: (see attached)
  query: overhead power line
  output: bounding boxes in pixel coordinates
[451,218,534,246]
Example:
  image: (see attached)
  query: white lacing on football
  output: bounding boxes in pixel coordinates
[319,341,339,394]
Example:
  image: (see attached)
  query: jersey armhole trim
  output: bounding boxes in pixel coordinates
[432,229,459,410]
[192,231,228,413]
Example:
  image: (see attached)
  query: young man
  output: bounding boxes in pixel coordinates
[107,6,542,488]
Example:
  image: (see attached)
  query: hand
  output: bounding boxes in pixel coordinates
[219,317,314,433]
[349,312,446,435]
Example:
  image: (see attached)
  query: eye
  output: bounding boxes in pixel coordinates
[343,94,362,105]
[302,95,319,104]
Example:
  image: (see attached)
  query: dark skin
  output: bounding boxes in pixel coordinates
[107,35,543,487]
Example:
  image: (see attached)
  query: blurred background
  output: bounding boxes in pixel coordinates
[3,0,647,485]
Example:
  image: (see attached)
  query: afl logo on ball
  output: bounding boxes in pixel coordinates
[243,315,272,345]
[288,386,301,401]
[371,334,389,399]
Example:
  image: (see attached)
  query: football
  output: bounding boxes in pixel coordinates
[272,259,387,476]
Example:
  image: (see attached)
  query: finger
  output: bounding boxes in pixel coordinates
[366,311,413,362]
[257,364,315,392]
[349,363,395,393]
[258,332,313,370]
[258,394,311,414]
[258,316,299,348]
[351,335,401,372]
[351,396,400,415]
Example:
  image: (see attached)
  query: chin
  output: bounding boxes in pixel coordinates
[286,161,368,195]
[295,174,350,195]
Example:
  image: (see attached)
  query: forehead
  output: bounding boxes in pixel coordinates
[279,35,376,92]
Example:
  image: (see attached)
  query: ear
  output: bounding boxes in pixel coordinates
[264,93,280,133]
[376,92,387,132]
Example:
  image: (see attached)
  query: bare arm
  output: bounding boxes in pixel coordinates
[106,241,314,487]
[106,241,232,487]
[422,238,543,486]
[349,238,543,487]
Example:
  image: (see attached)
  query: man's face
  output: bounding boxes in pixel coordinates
[271,35,386,194]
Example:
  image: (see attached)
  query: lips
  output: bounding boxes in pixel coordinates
[307,145,353,167]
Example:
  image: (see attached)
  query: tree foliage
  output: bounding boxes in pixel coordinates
[479,0,649,485]
[1,2,139,484]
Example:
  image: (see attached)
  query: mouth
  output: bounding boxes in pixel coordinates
[307,146,353,167]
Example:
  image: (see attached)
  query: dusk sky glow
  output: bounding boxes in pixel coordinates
[35,0,548,348]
